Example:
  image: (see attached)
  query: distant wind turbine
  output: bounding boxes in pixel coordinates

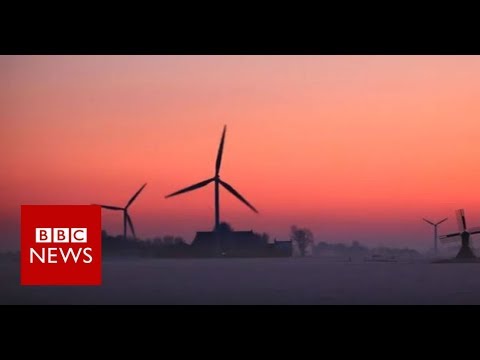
[165,125,258,231]
[94,183,147,240]
[422,217,448,254]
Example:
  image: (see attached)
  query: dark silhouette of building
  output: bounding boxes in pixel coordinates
[100,224,292,258]
[270,239,293,257]
[191,230,292,257]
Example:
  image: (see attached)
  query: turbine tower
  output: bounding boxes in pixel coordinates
[94,183,147,240]
[439,209,480,259]
[422,217,447,254]
[165,125,258,231]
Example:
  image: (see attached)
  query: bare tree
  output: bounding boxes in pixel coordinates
[290,225,314,257]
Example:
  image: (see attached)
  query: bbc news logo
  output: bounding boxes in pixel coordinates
[31,228,92,264]
[21,205,102,285]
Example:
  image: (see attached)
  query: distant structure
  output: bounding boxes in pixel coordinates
[94,183,147,241]
[165,125,258,231]
[190,225,292,257]
[192,230,260,257]
[270,239,293,257]
[439,209,480,259]
[422,217,448,255]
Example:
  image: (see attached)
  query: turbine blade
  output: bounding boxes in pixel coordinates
[126,213,136,240]
[165,178,214,198]
[441,237,461,244]
[219,179,258,213]
[439,232,461,239]
[126,183,147,208]
[436,218,448,225]
[468,226,480,233]
[423,218,434,226]
[469,230,480,235]
[456,209,466,231]
[215,125,227,176]
[95,204,123,211]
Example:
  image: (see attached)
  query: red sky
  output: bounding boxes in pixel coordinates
[2,55,480,251]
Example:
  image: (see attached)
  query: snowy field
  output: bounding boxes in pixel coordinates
[2,257,480,304]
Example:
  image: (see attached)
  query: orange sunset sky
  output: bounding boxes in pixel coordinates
[2,55,480,251]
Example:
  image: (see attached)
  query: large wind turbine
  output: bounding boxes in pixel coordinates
[165,125,258,231]
[94,183,147,240]
[422,217,448,254]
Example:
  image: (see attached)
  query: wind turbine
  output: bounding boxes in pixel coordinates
[94,183,147,240]
[439,209,480,259]
[422,217,448,254]
[165,125,258,231]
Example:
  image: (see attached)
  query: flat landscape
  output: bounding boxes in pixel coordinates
[2,257,480,305]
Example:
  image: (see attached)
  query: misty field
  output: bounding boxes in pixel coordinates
[2,257,480,304]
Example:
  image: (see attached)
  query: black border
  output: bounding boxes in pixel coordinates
[3,34,480,55]
[2,13,480,54]
[4,305,480,323]
[3,305,479,348]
